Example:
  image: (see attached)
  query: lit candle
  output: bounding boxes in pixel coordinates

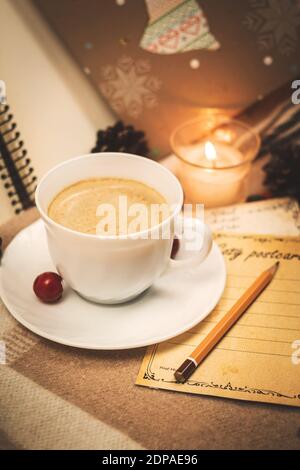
[176,140,250,207]
[171,118,259,208]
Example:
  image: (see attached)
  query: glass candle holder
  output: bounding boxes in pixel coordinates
[170,116,260,208]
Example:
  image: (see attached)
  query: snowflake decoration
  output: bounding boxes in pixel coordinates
[99,56,162,118]
[244,0,300,56]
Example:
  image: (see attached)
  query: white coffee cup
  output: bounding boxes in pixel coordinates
[35,153,213,304]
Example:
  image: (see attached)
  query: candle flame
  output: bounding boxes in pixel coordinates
[204,141,217,162]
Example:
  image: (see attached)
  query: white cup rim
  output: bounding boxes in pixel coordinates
[35,152,184,240]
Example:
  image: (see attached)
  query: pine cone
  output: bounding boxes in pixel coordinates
[91,121,149,157]
[263,142,300,202]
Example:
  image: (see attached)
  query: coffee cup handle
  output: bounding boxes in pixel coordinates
[168,216,213,270]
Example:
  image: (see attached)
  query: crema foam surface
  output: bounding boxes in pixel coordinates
[48,178,168,235]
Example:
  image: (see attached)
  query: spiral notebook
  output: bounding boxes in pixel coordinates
[0,103,37,215]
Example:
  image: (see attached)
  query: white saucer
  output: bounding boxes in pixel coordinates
[0,220,226,350]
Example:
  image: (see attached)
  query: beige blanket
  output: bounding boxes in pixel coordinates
[0,209,299,450]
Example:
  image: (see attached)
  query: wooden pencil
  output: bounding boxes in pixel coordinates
[174,261,280,383]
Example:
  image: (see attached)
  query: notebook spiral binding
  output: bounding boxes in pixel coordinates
[0,103,37,214]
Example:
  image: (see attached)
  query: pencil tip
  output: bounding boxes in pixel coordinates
[269,261,280,276]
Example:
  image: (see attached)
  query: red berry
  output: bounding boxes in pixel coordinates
[33,272,63,303]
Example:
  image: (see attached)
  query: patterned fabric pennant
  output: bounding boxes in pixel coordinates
[140,0,220,54]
